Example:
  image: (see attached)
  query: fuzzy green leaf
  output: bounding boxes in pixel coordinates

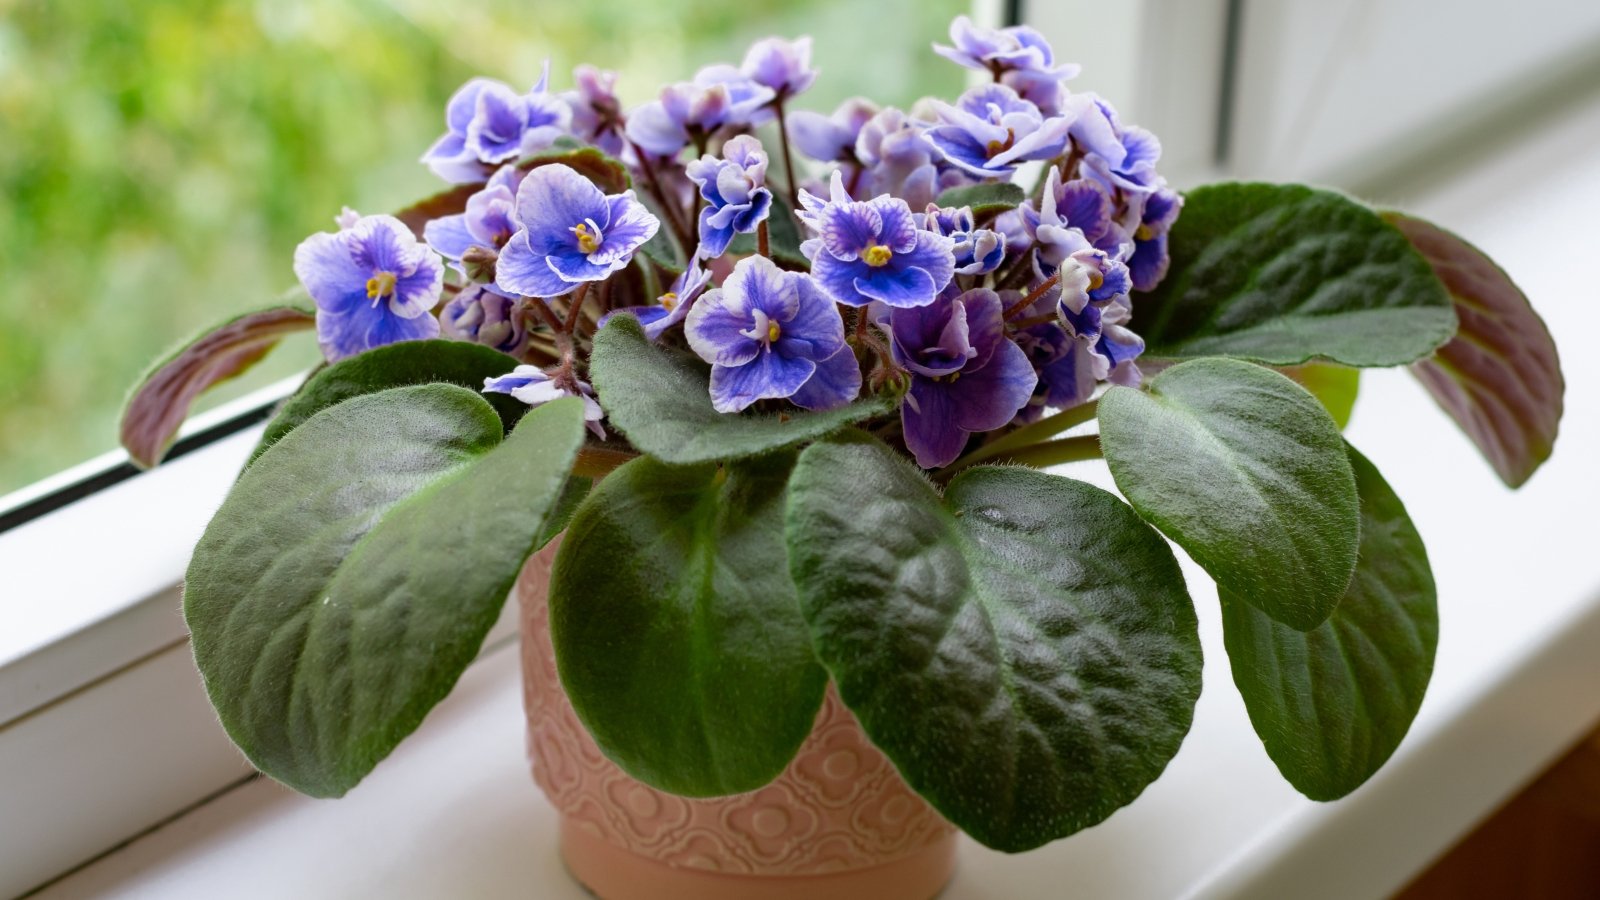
[589,316,891,464]
[1222,444,1437,799]
[935,182,1027,216]
[786,432,1202,852]
[551,452,826,796]
[1099,358,1359,630]
[185,386,586,797]
[248,340,527,467]
[1139,183,1456,367]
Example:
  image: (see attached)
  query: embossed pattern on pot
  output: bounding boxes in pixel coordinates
[515,537,956,880]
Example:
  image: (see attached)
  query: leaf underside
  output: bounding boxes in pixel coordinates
[1384,211,1563,488]
[121,301,315,468]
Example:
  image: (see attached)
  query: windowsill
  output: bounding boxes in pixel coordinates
[20,79,1600,900]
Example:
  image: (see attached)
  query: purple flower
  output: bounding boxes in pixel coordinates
[495,164,659,298]
[685,135,773,259]
[924,84,1070,178]
[787,97,878,163]
[934,16,1081,82]
[424,164,527,277]
[741,36,817,99]
[600,261,712,341]
[483,364,606,439]
[1025,168,1130,271]
[934,16,1080,114]
[1078,98,1164,193]
[625,67,776,157]
[1127,187,1182,291]
[685,255,853,412]
[852,107,957,208]
[422,66,572,184]
[885,288,1037,468]
[562,65,627,157]
[796,171,955,308]
[440,285,529,357]
[919,205,1007,275]
[294,214,444,363]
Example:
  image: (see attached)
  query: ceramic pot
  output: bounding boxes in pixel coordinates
[515,537,958,900]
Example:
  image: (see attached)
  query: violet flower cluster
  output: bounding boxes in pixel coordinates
[291,14,1179,469]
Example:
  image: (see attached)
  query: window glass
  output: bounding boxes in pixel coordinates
[0,0,968,495]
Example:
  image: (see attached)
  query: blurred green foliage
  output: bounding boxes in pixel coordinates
[0,0,965,495]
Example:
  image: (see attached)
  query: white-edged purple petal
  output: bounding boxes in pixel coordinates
[707,350,817,413]
[790,345,861,411]
[423,214,477,261]
[686,288,763,368]
[515,164,611,245]
[587,191,659,266]
[495,230,571,298]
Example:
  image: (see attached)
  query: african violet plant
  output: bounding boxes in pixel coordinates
[123,15,1563,853]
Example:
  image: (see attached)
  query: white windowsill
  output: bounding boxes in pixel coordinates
[18,75,1600,900]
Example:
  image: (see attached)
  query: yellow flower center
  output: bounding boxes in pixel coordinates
[571,222,601,254]
[767,320,782,343]
[864,244,893,267]
[365,271,397,302]
[1087,268,1104,291]
[985,128,1017,158]
[659,291,678,311]
[1135,223,1155,241]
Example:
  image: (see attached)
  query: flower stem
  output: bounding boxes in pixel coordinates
[572,446,637,480]
[946,399,1100,471]
[984,434,1103,470]
[1003,272,1060,320]
[757,220,771,258]
[629,140,694,254]
[562,283,592,336]
[773,98,801,216]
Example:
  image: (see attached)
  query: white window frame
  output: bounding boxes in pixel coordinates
[12,2,1598,894]
[0,373,529,894]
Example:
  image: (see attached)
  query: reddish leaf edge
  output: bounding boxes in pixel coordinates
[1384,211,1564,488]
[120,301,315,469]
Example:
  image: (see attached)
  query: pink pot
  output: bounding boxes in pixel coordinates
[515,538,958,900]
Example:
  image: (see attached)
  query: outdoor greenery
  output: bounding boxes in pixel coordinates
[0,0,965,495]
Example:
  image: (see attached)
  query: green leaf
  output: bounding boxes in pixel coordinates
[1221,444,1437,800]
[539,476,590,549]
[1282,362,1360,430]
[786,432,1202,852]
[185,386,586,797]
[728,194,812,268]
[589,316,892,464]
[1099,358,1359,630]
[1383,211,1564,488]
[1138,183,1456,367]
[248,339,527,467]
[551,452,826,796]
[121,298,315,468]
[935,182,1027,216]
